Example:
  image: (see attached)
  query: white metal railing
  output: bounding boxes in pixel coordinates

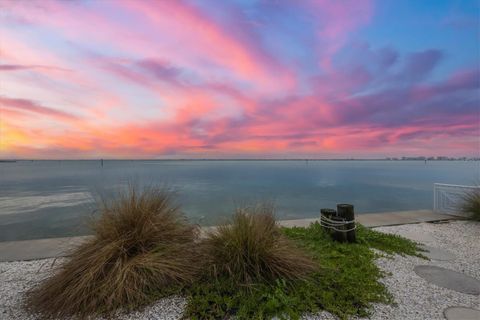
[433,183,480,216]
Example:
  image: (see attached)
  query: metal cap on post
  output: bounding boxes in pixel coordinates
[336,204,356,243]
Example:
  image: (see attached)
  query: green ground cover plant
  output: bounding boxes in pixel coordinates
[26,188,425,320]
[184,221,425,320]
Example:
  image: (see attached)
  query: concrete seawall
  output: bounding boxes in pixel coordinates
[0,210,460,262]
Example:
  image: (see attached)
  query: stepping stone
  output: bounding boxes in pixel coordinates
[444,306,480,320]
[414,265,480,295]
[420,245,456,261]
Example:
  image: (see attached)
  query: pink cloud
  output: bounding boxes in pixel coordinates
[0,0,477,159]
[0,96,79,120]
[119,0,296,93]
[308,0,374,69]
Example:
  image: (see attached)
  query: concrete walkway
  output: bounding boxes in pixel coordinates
[0,236,91,262]
[0,210,459,262]
[279,209,457,228]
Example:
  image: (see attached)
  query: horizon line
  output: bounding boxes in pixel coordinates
[1,157,478,162]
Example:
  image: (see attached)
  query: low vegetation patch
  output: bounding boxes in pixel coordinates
[26,192,425,320]
[27,187,200,319]
[202,205,316,285]
[460,187,480,221]
[354,224,426,257]
[184,220,424,320]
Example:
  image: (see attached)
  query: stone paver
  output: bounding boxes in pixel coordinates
[444,306,480,320]
[420,245,456,261]
[414,265,480,295]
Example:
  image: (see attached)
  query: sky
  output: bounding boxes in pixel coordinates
[0,0,479,159]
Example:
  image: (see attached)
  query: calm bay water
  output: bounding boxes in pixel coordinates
[0,160,478,241]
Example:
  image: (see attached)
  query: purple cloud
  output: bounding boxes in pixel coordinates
[0,64,70,72]
[400,49,444,81]
[0,96,79,120]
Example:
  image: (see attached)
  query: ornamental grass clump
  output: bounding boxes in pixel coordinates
[460,187,480,221]
[27,187,200,319]
[203,204,316,286]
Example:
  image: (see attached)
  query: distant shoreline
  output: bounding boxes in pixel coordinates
[0,158,478,162]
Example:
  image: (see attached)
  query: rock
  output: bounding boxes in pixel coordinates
[414,265,480,295]
[444,306,480,320]
[420,245,456,261]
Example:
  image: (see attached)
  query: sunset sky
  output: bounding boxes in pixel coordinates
[0,0,478,159]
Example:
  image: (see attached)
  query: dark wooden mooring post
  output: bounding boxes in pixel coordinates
[320,208,336,219]
[320,208,336,233]
[331,215,346,242]
[337,204,356,243]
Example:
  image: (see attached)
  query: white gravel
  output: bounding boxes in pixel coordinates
[1,220,479,320]
[0,258,186,320]
[366,220,480,320]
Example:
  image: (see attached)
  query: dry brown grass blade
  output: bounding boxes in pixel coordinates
[460,187,480,221]
[202,204,316,286]
[26,187,201,319]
